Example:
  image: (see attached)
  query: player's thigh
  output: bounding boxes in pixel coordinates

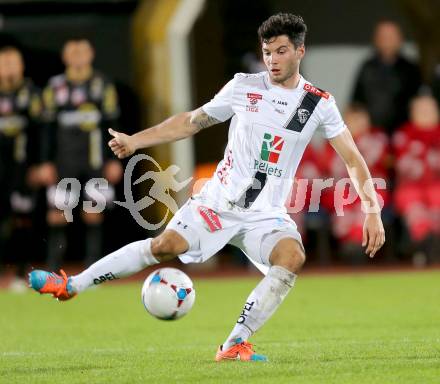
[233,218,305,272]
[166,198,239,264]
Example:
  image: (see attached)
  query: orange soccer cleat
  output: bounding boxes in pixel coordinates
[215,338,268,362]
[28,269,76,301]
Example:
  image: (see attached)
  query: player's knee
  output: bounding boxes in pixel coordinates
[270,239,306,273]
[292,248,306,270]
[279,251,305,273]
[151,230,189,260]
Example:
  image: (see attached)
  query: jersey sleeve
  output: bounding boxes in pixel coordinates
[201,77,236,122]
[317,96,347,139]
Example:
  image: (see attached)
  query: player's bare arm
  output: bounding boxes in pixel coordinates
[329,128,385,258]
[108,108,220,159]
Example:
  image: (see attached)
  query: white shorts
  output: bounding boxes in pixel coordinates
[166,196,303,275]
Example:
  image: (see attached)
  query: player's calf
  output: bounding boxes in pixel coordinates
[221,237,302,352]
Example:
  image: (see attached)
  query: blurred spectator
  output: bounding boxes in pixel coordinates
[352,20,422,135]
[393,95,440,265]
[39,38,123,270]
[328,104,390,264]
[0,46,41,290]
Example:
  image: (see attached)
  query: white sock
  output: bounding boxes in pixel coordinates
[70,238,159,293]
[223,266,296,350]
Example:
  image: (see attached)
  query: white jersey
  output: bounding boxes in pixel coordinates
[199,71,346,213]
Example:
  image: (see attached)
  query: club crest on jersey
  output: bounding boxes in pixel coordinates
[297,108,310,124]
[246,92,262,112]
[247,93,262,105]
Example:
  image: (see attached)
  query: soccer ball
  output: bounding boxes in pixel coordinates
[141,268,195,320]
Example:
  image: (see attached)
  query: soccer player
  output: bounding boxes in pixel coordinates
[38,38,123,270]
[0,46,41,290]
[29,14,385,361]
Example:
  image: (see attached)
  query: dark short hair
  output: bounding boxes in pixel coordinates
[63,37,94,49]
[258,13,307,48]
[0,45,22,56]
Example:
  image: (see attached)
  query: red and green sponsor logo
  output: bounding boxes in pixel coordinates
[260,133,284,163]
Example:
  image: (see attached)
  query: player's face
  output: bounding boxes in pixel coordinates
[0,51,24,87]
[63,41,94,70]
[262,35,304,86]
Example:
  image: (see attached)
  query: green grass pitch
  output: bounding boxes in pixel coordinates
[1,271,439,383]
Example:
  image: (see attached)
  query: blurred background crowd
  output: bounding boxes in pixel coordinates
[1,0,440,290]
